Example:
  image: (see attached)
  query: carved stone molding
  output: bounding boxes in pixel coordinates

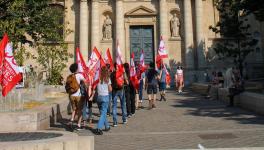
[152,16,157,22]
[125,5,157,16]
[125,17,131,23]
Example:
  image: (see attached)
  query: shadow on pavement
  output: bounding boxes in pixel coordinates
[170,89,264,125]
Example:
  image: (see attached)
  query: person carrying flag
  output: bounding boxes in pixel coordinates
[92,66,112,135]
[110,63,128,126]
[158,62,167,101]
[65,63,87,131]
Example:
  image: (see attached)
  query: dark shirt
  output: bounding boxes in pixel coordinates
[146,69,159,85]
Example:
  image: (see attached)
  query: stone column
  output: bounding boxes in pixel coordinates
[195,0,206,69]
[91,0,100,50]
[79,0,89,62]
[159,0,168,40]
[116,0,125,60]
[184,0,194,69]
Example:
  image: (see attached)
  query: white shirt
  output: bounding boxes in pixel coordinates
[97,80,111,96]
[71,73,85,96]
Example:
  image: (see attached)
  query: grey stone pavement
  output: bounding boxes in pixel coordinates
[53,89,264,150]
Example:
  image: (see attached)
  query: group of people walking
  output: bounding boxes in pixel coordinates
[65,62,184,135]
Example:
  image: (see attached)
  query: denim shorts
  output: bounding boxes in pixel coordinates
[159,82,166,91]
[147,84,157,94]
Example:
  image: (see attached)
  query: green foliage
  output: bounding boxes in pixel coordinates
[0,0,72,85]
[14,45,35,66]
[241,0,264,22]
[37,44,73,85]
[209,0,258,69]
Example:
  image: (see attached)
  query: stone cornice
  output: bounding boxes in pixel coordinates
[125,5,157,16]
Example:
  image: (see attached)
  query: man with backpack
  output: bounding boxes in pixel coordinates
[111,63,128,127]
[65,63,86,130]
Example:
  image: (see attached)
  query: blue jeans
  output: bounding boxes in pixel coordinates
[107,92,112,114]
[97,95,110,129]
[139,80,144,101]
[82,100,93,121]
[112,89,127,123]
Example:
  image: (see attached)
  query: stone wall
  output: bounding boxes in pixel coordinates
[191,83,264,115]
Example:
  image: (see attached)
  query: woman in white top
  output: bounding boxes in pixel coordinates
[175,66,184,93]
[93,66,112,135]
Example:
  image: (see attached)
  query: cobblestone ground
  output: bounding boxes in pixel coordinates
[54,90,264,150]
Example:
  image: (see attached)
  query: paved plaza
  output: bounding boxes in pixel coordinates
[53,90,264,150]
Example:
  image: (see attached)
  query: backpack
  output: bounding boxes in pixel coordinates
[111,71,123,90]
[65,74,80,94]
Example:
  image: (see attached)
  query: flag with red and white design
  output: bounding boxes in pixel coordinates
[0,33,22,96]
[164,64,171,85]
[76,47,90,81]
[115,41,124,87]
[92,60,100,89]
[104,48,114,71]
[130,53,139,89]
[0,33,8,84]
[157,36,168,59]
[155,55,163,70]
[87,47,103,75]
[139,50,146,74]
[156,36,168,69]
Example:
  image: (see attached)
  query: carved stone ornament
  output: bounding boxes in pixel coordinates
[102,15,112,40]
[170,13,180,37]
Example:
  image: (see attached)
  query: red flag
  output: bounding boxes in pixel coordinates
[0,33,8,84]
[104,48,114,71]
[1,34,22,96]
[130,53,139,89]
[76,47,90,82]
[155,55,163,70]
[158,36,168,59]
[139,50,146,73]
[98,50,106,68]
[87,47,103,75]
[164,65,171,85]
[92,61,100,89]
[115,40,124,87]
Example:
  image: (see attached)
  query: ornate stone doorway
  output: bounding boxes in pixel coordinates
[129,25,154,64]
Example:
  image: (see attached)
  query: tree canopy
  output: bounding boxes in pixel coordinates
[209,0,258,73]
[0,0,65,47]
[0,0,72,85]
[242,0,264,22]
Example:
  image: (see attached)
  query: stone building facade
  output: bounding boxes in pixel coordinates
[59,0,264,83]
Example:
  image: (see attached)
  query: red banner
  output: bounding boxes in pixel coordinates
[76,47,90,82]
[92,61,100,89]
[115,41,124,87]
[87,47,103,76]
[104,48,114,71]
[130,53,139,90]
[0,34,8,84]
[0,34,22,96]
[158,36,168,59]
